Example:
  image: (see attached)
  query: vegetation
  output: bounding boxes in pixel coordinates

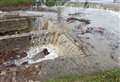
[0,0,66,7]
[0,0,33,7]
[45,0,66,6]
[45,0,56,6]
[44,68,120,82]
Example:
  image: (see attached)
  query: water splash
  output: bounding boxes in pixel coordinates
[27,44,59,64]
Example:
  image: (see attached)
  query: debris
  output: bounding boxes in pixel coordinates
[31,48,50,61]
[42,48,50,55]
[0,50,28,67]
[86,27,94,33]
[85,27,105,34]
[94,27,105,34]
[66,17,90,24]
[22,62,28,65]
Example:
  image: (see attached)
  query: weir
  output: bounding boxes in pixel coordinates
[0,5,119,81]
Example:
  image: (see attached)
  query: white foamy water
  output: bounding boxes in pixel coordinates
[27,44,58,64]
[14,45,58,65]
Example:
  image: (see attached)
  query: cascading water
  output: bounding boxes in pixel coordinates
[27,44,59,64]
[12,28,60,66]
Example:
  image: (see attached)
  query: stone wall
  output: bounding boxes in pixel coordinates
[0,15,34,70]
[0,35,31,51]
[0,15,34,52]
[0,17,33,34]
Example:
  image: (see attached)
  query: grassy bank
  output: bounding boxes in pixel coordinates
[45,68,120,82]
[0,0,33,7]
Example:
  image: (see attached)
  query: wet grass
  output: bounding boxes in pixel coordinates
[44,68,120,82]
[0,0,33,7]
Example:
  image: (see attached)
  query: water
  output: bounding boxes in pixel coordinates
[62,7,120,65]
[62,7,120,35]
[12,7,120,65]
[27,44,59,64]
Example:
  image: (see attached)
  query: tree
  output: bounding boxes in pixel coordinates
[45,0,56,6]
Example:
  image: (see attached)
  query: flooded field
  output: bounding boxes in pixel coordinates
[0,2,120,82]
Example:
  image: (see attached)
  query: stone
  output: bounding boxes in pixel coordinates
[0,71,6,75]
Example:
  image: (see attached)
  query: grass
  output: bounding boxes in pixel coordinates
[44,68,120,82]
[0,0,33,7]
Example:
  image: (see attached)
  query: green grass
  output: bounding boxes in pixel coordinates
[44,68,120,82]
[0,0,33,7]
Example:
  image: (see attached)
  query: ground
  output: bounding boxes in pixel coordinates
[45,68,120,82]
